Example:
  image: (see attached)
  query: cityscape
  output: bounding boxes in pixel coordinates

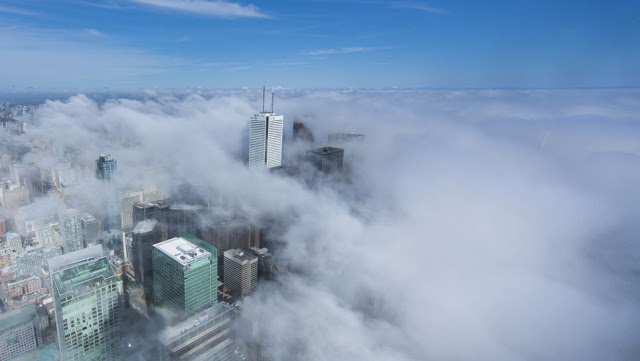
[0,1,639,361]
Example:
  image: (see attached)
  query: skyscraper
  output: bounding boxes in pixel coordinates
[96,154,117,182]
[305,146,345,173]
[96,155,122,253]
[0,305,42,360]
[223,249,258,299]
[48,246,122,361]
[152,233,218,316]
[131,219,161,302]
[80,213,99,245]
[158,302,237,361]
[249,91,284,168]
[59,208,84,253]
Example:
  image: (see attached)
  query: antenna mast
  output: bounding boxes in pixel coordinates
[271,90,275,113]
[262,86,265,112]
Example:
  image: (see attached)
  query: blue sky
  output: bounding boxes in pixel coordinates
[0,0,638,89]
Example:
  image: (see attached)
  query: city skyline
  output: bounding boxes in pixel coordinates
[0,0,638,90]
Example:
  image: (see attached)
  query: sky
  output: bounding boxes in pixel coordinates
[0,0,639,89]
[13,88,640,360]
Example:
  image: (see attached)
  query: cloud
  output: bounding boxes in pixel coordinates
[129,0,270,18]
[84,28,106,37]
[0,5,40,16]
[392,1,448,14]
[18,89,640,360]
[303,47,374,56]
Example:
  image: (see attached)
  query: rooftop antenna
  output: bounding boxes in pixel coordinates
[271,90,275,113]
[539,129,550,151]
[262,86,265,113]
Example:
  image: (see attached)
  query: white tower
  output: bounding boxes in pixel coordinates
[249,88,284,168]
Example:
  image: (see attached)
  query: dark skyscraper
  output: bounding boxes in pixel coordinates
[293,120,315,145]
[131,219,162,307]
[96,154,117,181]
[305,147,344,173]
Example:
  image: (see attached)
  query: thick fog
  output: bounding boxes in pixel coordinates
[22,89,640,360]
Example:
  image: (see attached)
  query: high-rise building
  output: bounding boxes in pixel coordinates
[96,154,117,182]
[131,219,161,301]
[223,249,258,299]
[249,247,278,281]
[166,205,202,239]
[48,246,122,361]
[249,94,284,168]
[305,146,344,173]
[59,208,84,253]
[152,233,217,316]
[11,246,62,279]
[80,213,99,245]
[327,132,365,146]
[158,302,237,361]
[6,232,22,251]
[201,217,260,279]
[120,189,143,231]
[293,120,315,145]
[0,305,42,360]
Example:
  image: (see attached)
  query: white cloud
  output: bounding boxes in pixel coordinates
[0,5,40,16]
[84,28,106,37]
[129,0,270,18]
[303,47,374,56]
[23,89,640,360]
[392,1,448,14]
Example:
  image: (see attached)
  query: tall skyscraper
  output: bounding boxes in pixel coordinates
[96,155,122,253]
[131,219,161,302]
[48,246,122,361]
[80,213,99,245]
[249,90,284,168]
[158,302,237,361]
[0,305,42,360]
[223,249,258,299]
[59,208,84,253]
[305,146,345,173]
[96,154,117,181]
[152,233,218,316]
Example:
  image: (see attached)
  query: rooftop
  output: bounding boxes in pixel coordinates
[224,248,258,264]
[80,213,96,222]
[153,237,211,266]
[309,146,344,155]
[52,257,117,298]
[0,304,36,331]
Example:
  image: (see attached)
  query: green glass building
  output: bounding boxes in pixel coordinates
[152,232,218,317]
[48,246,122,361]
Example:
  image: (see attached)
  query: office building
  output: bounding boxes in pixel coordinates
[248,92,284,168]
[0,185,30,210]
[48,246,122,361]
[80,213,99,244]
[305,146,344,173]
[293,120,315,145]
[223,249,258,299]
[96,154,117,182]
[166,204,202,239]
[131,219,161,300]
[11,246,62,279]
[59,208,84,253]
[0,305,42,360]
[120,189,143,230]
[6,232,22,251]
[34,222,61,248]
[152,234,217,315]
[133,201,169,225]
[158,302,237,361]
[327,132,365,146]
[249,247,278,281]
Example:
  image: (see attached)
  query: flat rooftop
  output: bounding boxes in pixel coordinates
[153,237,211,266]
[224,248,258,264]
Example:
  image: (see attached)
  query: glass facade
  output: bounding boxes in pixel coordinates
[51,257,122,361]
[152,233,218,316]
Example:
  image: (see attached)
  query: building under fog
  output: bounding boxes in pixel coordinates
[131,219,161,302]
[305,146,344,173]
[48,246,122,361]
[59,208,84,253]
[158,302,237,361]
[152,233,218,315]
[249,95,284,168]
[80,213,99,245]
[0,305,42,360]
[223,249,258,299]
[96,154,117,182]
